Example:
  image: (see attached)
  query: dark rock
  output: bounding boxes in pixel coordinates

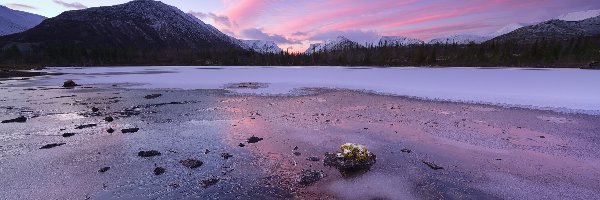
[238,143,245,147]
[98,167,111,173]
[221,153,233,159]
[247,135,263,143]
[144,94,162,99]
[40,143,66,149]
[63,80,79,88]
[154,167,166,175]
[200,178,219,188]
[92,107,99,112]
[297,169,326,186]
[293,146,299,150]
[204,149,210,154]
[121,128,139,133]
[104,116,114,122]
[107,128,114,133]
[62,133,76,137]
[1,116,27,123]
[324,152,376,172]
[307,156,320,162]
[180,159,203,169]
[293,152,302,156]
[75,124,97,129]
[400,148,412,153]
[539,136,546,139]
[422,160,444,170]
[138,150,161,157]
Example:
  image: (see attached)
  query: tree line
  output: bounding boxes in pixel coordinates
[1,36,599,69]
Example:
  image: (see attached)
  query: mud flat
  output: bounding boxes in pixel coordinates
[0,82,599,199]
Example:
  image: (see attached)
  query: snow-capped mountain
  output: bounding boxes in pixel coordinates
[242,40,282,53]
[305,36,362,54]
[378,36,423,46]
[492,16,600,43]
[0,5,46,36]
[557,9,600,21]
[428,34,491,44]
[0,0,245,50]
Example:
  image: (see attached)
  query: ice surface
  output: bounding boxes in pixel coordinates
[25,66,600,114]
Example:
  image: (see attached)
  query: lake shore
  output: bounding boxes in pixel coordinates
[0,82,599,199]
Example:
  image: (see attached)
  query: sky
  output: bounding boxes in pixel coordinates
[3,0,600,52]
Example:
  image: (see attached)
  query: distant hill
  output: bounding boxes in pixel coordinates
[0,5,46,36]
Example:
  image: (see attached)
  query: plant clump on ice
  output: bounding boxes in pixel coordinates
[324,143,376,174]
[340,143,371,161]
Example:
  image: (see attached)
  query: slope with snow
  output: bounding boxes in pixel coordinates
[242,40,282,54]
[0,0,245,50]
[305,36,362,54]
[428,34,491,44]
[490,23,529,37]
[557,9,600,21]
[0,6,46,36]
[492,16,600,43]
[378,36,423,46]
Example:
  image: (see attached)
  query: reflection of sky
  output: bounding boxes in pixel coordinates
[27,66,600,113]
[4,0,600,52]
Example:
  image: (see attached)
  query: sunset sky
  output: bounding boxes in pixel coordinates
[3,0,600,51]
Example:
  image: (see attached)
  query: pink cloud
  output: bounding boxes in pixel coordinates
[223,0,269,22]
[4,3,37,10]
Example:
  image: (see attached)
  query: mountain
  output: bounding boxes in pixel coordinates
[0,5,46,36]
[305,36,362,54]
[557,9,600,21]
[378,36,423,46]
[0,0,245,51]
[491,16,600,43]
[241,40,282,53]
[428,34,491,44]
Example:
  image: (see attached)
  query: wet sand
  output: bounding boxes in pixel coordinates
[0,83,599,199]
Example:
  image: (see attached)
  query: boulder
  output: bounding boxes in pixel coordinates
[63,80,79,88]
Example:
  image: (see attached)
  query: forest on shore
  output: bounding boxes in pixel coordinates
[1,36,599,69]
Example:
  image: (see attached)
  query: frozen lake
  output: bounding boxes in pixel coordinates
[11,66,600,114]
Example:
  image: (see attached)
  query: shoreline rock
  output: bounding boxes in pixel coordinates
[297,169,326,186]
[180,159,203,168]
[1,116,27,123]
[40,143,66,149]
[138,150,161,157]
